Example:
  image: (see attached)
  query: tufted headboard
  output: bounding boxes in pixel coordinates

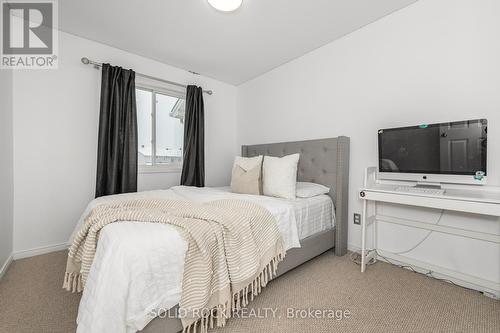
[242,137,350,256]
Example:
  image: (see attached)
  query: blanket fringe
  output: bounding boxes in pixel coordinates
[182,301,229,333]
[62,272,83,293]
[182,252,285,333]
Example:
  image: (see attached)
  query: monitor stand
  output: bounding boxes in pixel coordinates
[415,182,442,189]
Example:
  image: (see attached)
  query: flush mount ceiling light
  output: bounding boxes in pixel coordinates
[208,0,243,12]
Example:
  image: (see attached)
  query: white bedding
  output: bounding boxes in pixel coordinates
[72,186,306,333]
[292,194,335,239]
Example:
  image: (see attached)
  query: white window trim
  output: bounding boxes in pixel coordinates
[136,82,186,99]
[138,164,183,174]
[136,84,185,174]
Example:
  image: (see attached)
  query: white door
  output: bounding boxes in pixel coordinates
[439,120,485,173]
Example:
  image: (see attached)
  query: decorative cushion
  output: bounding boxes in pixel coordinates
[296,182,330,198]
[230,156,263,195]
[262,153,300,199]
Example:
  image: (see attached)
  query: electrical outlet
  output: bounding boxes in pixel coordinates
[353,213,361,225]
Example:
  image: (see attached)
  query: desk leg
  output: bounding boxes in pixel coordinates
[361,199,367,273]
[372,201,377,263]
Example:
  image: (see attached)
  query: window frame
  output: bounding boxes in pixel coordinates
[136,83,185,174]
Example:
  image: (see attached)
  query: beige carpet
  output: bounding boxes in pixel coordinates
[0,251,498,333]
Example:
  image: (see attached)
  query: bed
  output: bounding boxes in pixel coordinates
[70,137,350,333]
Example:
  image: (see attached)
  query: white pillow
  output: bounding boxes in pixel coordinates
[296,182,330,198]
[262,153,300,199]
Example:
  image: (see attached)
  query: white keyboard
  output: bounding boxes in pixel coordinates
[394,186,445,196]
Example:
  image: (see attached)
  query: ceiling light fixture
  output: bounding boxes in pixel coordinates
[208,0,242,12]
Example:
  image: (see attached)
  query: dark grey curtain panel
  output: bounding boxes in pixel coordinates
[95,64,138,198]
[180,85,205,187]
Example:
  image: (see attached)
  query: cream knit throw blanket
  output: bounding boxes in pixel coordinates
[63,198,285,333]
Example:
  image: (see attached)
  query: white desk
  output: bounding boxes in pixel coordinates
[359,167,500,298]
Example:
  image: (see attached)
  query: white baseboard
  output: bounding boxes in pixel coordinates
[12,242,69,260]
[348,243,361,252]
[0,254,13,280]
[347,243,499,299]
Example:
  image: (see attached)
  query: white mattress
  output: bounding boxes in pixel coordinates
[204,188,335,240]
[71,186,334,333]
[209,187,335,240]
[292,194,335,240]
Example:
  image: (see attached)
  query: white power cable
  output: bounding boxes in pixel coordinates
[393,209,445,255]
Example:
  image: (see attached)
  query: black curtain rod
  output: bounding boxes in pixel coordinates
[81,57,213,95]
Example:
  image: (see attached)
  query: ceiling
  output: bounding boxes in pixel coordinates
[60,0,418,85]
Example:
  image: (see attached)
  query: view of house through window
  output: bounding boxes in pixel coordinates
[136,88,185,169]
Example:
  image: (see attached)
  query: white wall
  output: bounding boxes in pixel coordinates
[12,32,238,254]
[238,0,500,285]
[0,69,14,272]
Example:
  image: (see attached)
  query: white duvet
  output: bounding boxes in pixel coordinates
[70,186,301,333]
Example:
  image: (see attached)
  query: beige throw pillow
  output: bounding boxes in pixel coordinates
[230,156,263,195]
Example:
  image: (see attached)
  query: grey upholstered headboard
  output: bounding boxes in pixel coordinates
[242,137,350,256]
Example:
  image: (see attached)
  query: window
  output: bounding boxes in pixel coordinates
[136,87,185,173]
